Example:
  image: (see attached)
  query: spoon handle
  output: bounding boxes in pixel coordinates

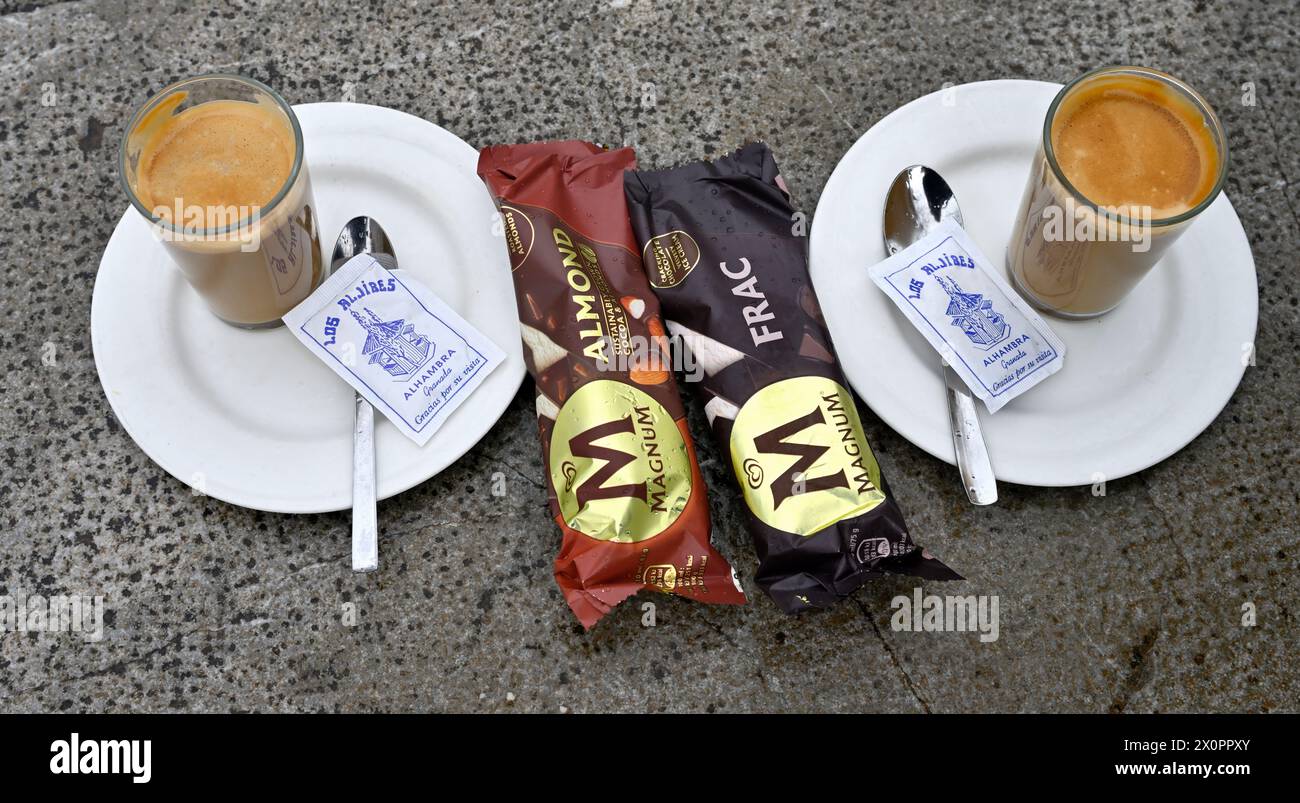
[943,362,998,505]
[351,393,378,572]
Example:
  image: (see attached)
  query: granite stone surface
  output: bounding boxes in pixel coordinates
[0,0,1295,713]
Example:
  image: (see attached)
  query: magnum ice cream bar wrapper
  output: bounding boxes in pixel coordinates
[477,140,746,629]
[625,143,961,613]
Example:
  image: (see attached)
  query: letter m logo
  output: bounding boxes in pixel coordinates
[752,407,847,509]
[568,416,646,507]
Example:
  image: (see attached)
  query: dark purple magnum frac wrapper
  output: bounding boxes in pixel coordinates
[624,143,961,613]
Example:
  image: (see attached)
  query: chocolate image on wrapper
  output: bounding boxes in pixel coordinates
[477,140,746,629]
[625,143,961,613]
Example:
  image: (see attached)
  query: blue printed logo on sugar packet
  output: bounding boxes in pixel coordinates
[936,276,1010,350]
[300,267,492,435]
[351,307,434,378]
[882,235,1059,399]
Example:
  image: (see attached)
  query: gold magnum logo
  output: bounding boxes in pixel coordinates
[731,377,887,536]
[551,380,691,542]
[751,406,850,509]
[566,416,646,507]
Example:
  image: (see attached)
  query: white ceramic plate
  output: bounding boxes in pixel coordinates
[809,80,1257,487]
[92,103,524,513]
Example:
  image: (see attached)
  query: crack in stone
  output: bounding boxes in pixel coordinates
[19,631,184,694]
[0,2,79,19]
[1260,99,1300,235]
[472,449,546,490]
[814,81,858,135]
[1139,478,1195,608]
[699,615,738,650]
[1109,627,1160,713]
[855,597,932,713]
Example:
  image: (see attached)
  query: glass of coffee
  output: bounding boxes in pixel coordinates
[120,74,324,328]
[1007,66,1227,318]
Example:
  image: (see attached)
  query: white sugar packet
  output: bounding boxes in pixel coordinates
[284,254,504,445]
[868,220,1065,413]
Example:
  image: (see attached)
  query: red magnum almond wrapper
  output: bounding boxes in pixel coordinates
[624,143,961,613]
[477,140,746,629]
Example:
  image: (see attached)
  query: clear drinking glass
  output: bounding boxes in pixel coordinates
[119,74,324,328]
[1007,66,1228,318]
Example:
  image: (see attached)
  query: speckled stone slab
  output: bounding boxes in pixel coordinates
[0,0,1294,712]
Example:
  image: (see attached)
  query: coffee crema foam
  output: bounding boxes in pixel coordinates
[135,99,295,226]
[1050,76,1219,219]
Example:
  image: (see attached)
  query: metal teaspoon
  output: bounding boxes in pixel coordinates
[883,165,998,505]
[330,216,398,571]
